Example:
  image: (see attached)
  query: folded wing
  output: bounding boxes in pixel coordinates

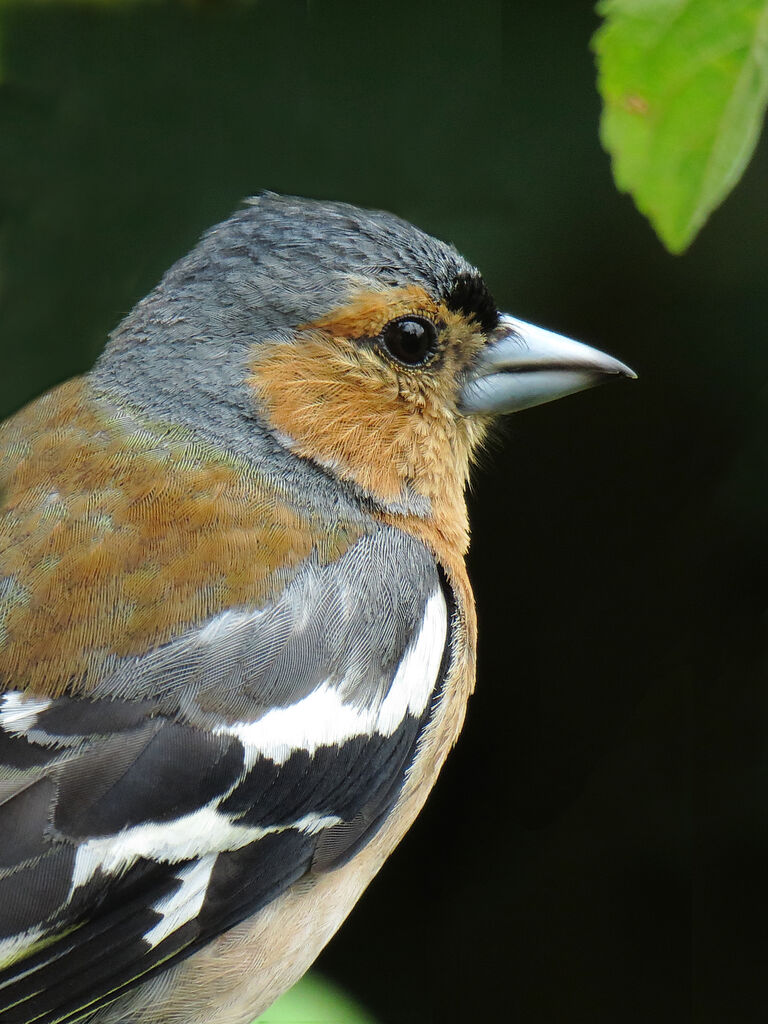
[0,529,451,1024]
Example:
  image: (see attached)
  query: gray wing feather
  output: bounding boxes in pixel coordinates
[86,528,438,720]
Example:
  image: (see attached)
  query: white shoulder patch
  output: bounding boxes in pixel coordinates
[217,586,448,766]
[378,588,447,733]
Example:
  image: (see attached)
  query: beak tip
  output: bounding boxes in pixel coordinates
[610,352,637,380]
[458,314,638,416]
[584,351,636,382]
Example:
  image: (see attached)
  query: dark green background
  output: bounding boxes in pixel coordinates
[1,2,765,1022]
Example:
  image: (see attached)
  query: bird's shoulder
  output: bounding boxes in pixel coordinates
[0,377,369,697]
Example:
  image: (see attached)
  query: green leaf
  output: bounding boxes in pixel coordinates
[594,0,768,253]
[254,973,379,1024]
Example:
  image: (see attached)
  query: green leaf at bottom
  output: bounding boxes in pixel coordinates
[255,973,378,1024]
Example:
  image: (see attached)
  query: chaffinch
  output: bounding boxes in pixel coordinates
[0,194,634,1024]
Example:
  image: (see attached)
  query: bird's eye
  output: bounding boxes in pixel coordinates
[379,317,438,367]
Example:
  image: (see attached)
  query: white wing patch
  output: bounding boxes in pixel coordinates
[218,587,448,767]
[68,808,342,897]
[143,856,216,948]
[64,589,447,899]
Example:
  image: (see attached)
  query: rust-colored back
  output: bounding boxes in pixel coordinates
[0,379,363,696]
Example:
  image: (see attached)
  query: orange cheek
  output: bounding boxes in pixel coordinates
[252,289,489,559]
[249,335,413,501]
[253,285,461,504]
[249,332,482,560]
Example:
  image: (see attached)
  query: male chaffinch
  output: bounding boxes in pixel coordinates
[0,194,634,1024]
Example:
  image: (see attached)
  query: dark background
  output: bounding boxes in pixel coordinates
[1,2,765,1022]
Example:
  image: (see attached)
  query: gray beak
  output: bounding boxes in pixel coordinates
[458,314,636,415]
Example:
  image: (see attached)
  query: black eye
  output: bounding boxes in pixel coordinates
[380,316,438,367]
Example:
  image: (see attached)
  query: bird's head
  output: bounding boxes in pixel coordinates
[98,194,634,553]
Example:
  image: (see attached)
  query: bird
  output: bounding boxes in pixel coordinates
[0,194,634,1024]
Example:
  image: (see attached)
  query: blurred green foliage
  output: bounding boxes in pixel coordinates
[595,0,768,252]
[255,974,377,1024]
